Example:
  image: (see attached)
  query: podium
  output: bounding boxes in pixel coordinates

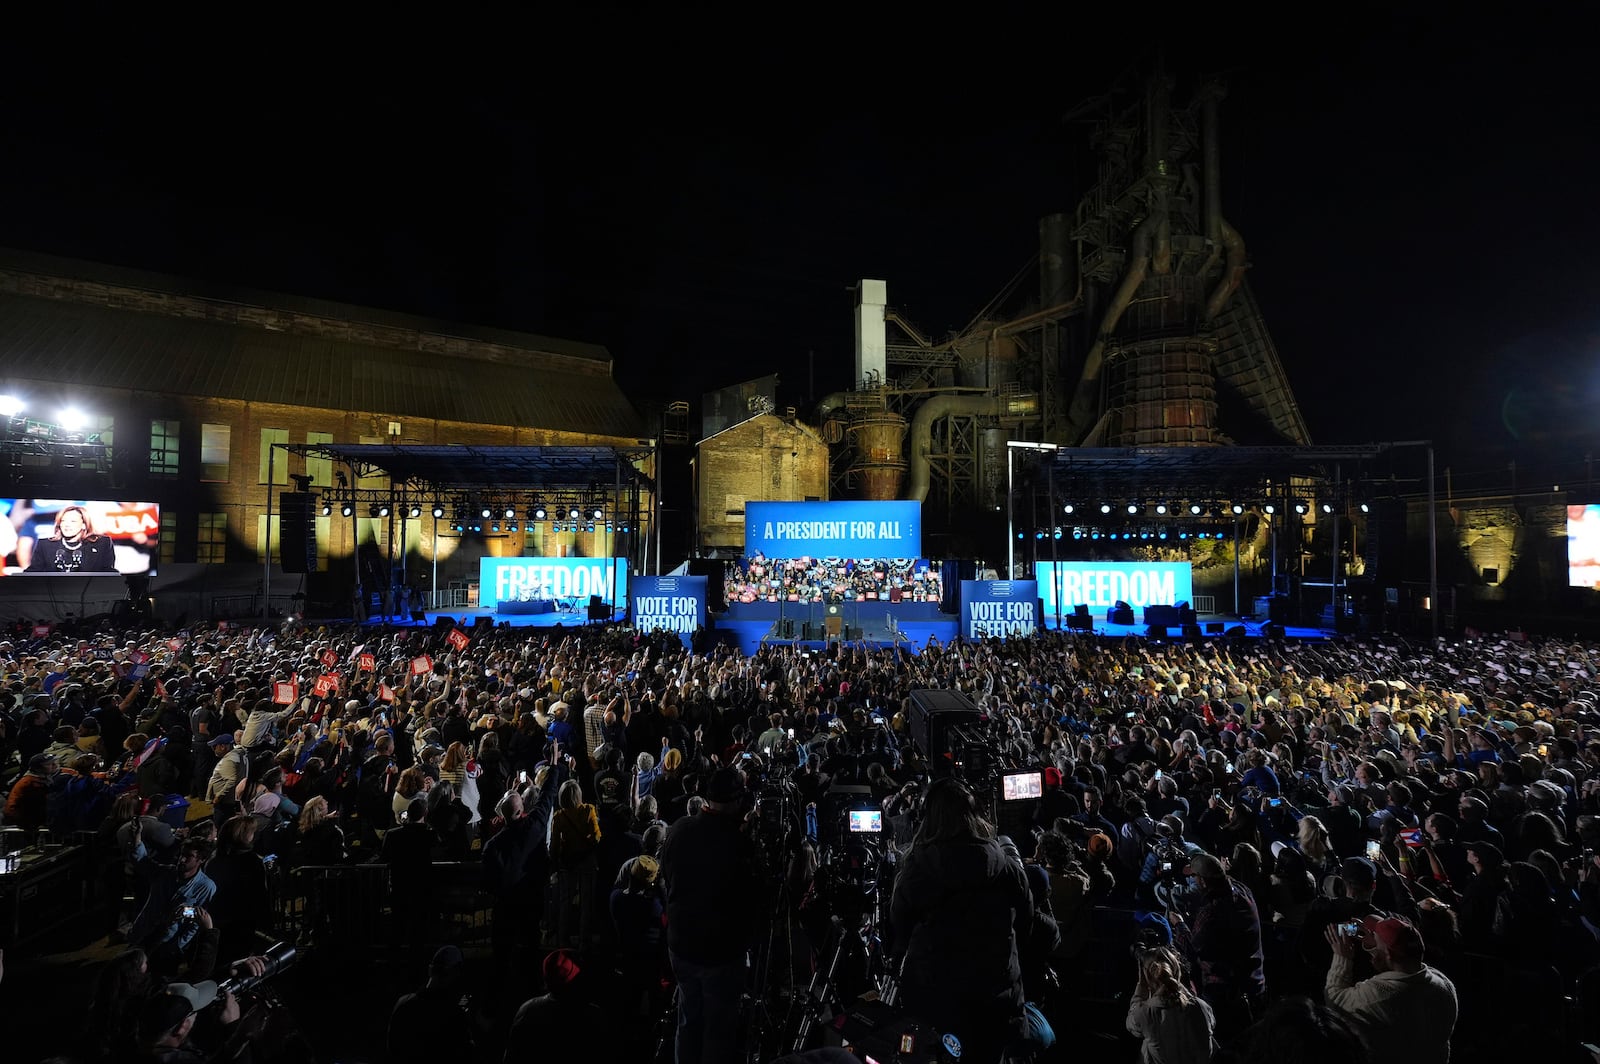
[825,614,843,639]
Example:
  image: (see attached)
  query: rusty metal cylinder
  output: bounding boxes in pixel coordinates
[1103,341,1221,446]
[849,411,908,500]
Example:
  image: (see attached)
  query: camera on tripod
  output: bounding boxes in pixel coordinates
[217,941,297,998]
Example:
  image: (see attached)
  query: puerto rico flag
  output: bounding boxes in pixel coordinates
[1398,827,1425,848]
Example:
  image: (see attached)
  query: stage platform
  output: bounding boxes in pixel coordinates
[373,608,1334,658]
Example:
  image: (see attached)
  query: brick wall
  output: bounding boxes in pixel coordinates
[697,415,829,553]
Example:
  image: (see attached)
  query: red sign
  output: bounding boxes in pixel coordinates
[154,678,169,699]
[31,624,50,637]
[313,674,338,699]
[272,681,299,705]
[320,649,339,669]
[410,654,433,676]
[167,638,184,653]
[357,653,376,672]
[97,504,160,539]
[446,627,471,652]
[379,682,396,703]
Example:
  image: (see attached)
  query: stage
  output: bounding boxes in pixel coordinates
[393,605,1334,659]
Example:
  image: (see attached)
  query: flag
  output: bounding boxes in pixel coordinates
[447,627,471,652]
[410,654,433,676]
[273,680,299,705]
[320,648,339,669]
[129,649,148,666]
[135,736,164,768]
[1398,827,1425,848]
[128,663,150,682]
[313,674,338,699]
[154,678,169,700]
[379,682,396,703]
[357,653,376,672]
[167,638,184,653]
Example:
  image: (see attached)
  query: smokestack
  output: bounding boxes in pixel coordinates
[855,279,887,385]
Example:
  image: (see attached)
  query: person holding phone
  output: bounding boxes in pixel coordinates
[126,823,217,971]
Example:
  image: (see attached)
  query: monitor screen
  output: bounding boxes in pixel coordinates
[1001,771,1043,801]
[848,809,882,833]
[2,498,160,576]
[1569,504,1600,589]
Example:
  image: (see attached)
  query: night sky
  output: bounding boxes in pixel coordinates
[3,25,1595,483]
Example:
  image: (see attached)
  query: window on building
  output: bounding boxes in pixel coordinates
[201,423,231,482]
[256,513,280,562]
[198,512,227,564]
[258,428,288,484]
[159,511,177,566]
[306,431,334,488]
[150,419,180,477]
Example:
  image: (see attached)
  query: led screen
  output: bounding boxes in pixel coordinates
[2,498,159,576]
[1569,505,1600,590]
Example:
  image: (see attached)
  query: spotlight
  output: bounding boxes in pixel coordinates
[1178,530,1189,539]
[491,522,501,533]
[1359,502,1371,514]
[567,506,581,521]
[408,505,422,519]
[1062,503,1075,515]
[1321,502,1334,514]
[1100,503,1113,515]
[0,394,22,418]
[320,501,332,516]
[1035,530,1046,540]
[1263,502,1276,515]
[585,523,595,533]
[1230,503,1245,515]
[1189,503,1203,515]
[504,506,516,519]
[1126,503,1140,515]
[58,406,87,431]
[1053,527,1063,540]
[378,503,391,518]
[507,522,519,533]
[531,504,548,521]
[1158,529,1168,539]
[590,506,605,521]
[1154,503,1168,515]
[480,505,492,519]
[1293,501,1307,515]
[341,502,354,517]
[1072,528,1083,539]
[432,504,445,519]
[1140,531,1150,539]
[1090,530,1101,539]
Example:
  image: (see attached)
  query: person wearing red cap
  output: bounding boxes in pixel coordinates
[1322,916,1458,1064]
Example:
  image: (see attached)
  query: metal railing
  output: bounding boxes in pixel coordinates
[268,861,494,952]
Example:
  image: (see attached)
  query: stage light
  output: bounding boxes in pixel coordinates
[1263,502,1276,515]
[408,505,422,519]
[1090,530,1101,539]
[1062,503,1075,515]
[1126,503,1140,515]
[432,504,445,519]
[1158,529,1168,539]
[320,500,332,516]
[341,502,354,517]
[1189,503,1203,515]
[1358,502,1370,514]
[1230,503,1245,515]
[585,523,595,533]
[567,506,581,520]
[1072,528,1083,539]
[1178,530,1188,539]
[1154,503,1168,515]
[1035,530,1045,540]
[586,506,601,521]
[504,506,516,519]
[1293,501,1308,515]
[531,504,548,521]
[1140,531,1150,539]
[1100,503,1113,514]
[1321,502,1334,514]
[0,394,22,417]
[491,522,501,533]
[1053,527,1063,539]
[480,505,492,519]
[1017,531,1025,540]
[58,406,87,431]
[378,503,391,518]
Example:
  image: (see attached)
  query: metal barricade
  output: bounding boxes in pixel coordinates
[270,861,494,952]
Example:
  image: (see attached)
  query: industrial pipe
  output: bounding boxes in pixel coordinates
[905,394,1010,503]
[1202,85,1222,248]
[1061,210,1160,442]
[1203,217,1246,321]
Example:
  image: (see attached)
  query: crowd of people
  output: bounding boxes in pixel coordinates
[0,615,1597,1063]
[722,554,942,607]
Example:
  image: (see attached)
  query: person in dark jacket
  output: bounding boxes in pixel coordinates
[660,766,760,1064]
[889,777,1033,1064]
[480,755,563,976]
[1170,851,1266,1039]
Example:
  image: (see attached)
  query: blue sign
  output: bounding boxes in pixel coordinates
[961,580,1038,640]
[630,575,707,645]
[744,500,922,560]
[1036,561,1193,614]
[479,557,629,610]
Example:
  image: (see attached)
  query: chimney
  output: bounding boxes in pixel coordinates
[855,279,887,385]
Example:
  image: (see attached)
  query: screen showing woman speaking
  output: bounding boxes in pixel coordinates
[1,498,160,575]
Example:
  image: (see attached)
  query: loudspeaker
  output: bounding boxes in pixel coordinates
[1262,622,1286,640]
[410,608,428,624]
[472,616,494,632]
[278,492,316,573]
[1363,499,1407,583]
[778,618,795,639]
[1147,624,1167,639]
[1204,621,1225,634]
[1182,624,1203,640]
[687,558,726,611]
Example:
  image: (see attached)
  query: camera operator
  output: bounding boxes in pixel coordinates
[1167,851,1266,1039]
[127,821,219,976]
[888,777,1033,1064]
[132,954,270,1064]
[659,765,761,1064]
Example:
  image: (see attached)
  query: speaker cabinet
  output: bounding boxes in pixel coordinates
[278,492,316,573]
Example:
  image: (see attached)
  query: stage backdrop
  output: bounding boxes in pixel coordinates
[744,500,921,559]
[960,580,1038,640]
[630,575,707,645]
[480,557,629,611]
[1036,561,1193,614]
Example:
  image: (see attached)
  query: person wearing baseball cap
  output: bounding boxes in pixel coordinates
[1323,915,1457,1064]
[1168,848,1265,1038]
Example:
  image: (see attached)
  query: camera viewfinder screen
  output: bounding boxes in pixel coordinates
[1002,771,1043,801]
[848,810,882,833]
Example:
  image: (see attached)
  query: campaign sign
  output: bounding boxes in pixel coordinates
[744,500,921,560]
[1036,561,1193,614]
[479,556,629,610]
[630,575,707,645]
[961,580,1039,640]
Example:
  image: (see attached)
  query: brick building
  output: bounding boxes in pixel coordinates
[0,249,645,621]
[694,413,829,556]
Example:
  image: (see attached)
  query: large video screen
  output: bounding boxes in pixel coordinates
[1569,505,1600,590]
[2,498,160,576]
[723,555,941,608]
[479,556,629,612]
[1036,560,1193,614]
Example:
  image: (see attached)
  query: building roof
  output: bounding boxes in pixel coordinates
[0,285,645,439]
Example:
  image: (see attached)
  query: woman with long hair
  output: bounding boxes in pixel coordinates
[890,778,1031,1064]
[439,741,469,791]
[1125,945,1217,1064]
[295,795,345,865]
[26,503,117,572]
[1296,814,1338,878]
